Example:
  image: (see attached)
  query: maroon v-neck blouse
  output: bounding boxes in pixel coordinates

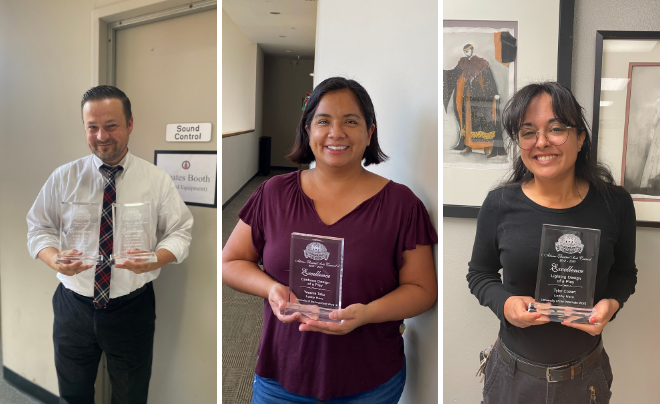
[238,171,437,400]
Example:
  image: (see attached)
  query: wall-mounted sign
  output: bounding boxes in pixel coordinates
[166,123,212,142]
[154,150,217,208]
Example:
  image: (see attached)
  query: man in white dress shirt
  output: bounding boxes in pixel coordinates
[26,86,193,404]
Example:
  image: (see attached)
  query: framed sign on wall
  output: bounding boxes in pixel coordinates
[154,150,217,208]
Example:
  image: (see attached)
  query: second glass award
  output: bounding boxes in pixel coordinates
[281,233,344,323]
[111,202,158,264]
[528,224,601,324]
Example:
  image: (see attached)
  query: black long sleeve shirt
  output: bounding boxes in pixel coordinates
[467,183,637,364]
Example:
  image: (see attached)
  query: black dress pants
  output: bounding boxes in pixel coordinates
[52,282,156,404]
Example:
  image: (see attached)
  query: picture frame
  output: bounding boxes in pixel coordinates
[443,0,575,218]
[592,31,660,227]
[154,150,217,208]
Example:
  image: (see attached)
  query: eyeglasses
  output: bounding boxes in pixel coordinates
[516,124,573,150]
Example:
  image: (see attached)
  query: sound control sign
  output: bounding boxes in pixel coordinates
[166,123,212,142]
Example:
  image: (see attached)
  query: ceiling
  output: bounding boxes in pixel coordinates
[223,0,317,59]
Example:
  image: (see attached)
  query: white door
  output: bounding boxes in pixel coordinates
[111,8,217,404]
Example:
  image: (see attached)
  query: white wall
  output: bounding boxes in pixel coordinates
[315,1,438,402]
[221,9,263,204]
[571,1,660,402]
[222,8,256,135]
[262,56,314,168]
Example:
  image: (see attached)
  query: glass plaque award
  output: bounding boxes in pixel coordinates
[281,233,344,323]
[111,202,157,264]
[55,202,103,265]
[528,224,601,324]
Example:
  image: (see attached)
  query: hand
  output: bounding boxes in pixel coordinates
[298,303,371,335]
[268,283,302,324]
[504,296,550,328]
[562,299,620,336]
[114,248,158,274]
[51,249,93,276]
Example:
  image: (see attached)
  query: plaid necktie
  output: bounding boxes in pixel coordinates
[94,164,123,309]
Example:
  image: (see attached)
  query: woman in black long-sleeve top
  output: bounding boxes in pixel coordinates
[467,82,637,404]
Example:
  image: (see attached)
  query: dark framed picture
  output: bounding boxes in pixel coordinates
[443,0,575,218]
[592,31,660,226]
[154,150,217,208]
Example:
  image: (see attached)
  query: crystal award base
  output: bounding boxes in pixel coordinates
[112,251,158,265]
[282,303,337,322]
[528,302,598,325]
[55,252,103,266]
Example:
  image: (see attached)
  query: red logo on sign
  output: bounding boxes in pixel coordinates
[182,161,191,169]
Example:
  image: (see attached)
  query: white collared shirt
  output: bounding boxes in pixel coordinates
[27,151,194,298]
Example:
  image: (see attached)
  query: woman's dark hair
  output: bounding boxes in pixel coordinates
[81,85,132,125]
[500,81,615,196]
[286,77,388,166]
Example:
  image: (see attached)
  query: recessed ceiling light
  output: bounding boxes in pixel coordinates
[285,50,291,53]
[270,12,280,15]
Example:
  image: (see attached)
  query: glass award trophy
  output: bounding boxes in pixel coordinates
[111,202,158,264]
[281,233,344,323]
[55,202,103,265]
[528,224,601,324]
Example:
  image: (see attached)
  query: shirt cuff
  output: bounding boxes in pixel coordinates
[28,236,60,260]
[156,238,190,264]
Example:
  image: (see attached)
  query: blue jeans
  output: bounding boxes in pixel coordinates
[251,361,406,404]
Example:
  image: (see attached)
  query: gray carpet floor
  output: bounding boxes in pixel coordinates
[0,332,46,403]
[221,169,296,404]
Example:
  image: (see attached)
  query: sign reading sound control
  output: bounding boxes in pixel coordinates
[166,123,212,142]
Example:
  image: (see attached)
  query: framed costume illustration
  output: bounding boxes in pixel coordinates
[592,31,660,226]
[443,0,574,218]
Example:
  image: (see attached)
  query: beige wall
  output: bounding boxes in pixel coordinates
[442,0,564,402]
[315,1,438,402]
[262,56,314,167]
[0,0,215,398]
[571,1,660,402]
[221,9,262,204]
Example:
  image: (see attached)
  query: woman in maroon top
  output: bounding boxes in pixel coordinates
[222,77,437,403]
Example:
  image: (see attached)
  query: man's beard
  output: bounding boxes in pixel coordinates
[93,141,125,163]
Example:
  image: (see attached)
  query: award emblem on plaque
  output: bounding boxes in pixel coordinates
[56,202,103,265]
[281,233,344,323]
[528,224,601,324]
[111,202,157,264]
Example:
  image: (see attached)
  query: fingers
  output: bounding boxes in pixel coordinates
[57,262,93,276]
[561,322,604,336]
[505,296,550,328]
[114,261,152,273]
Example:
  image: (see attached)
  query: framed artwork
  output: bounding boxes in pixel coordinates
[443,0,575,218]
[592,31,660,226]
[443,20,517,168]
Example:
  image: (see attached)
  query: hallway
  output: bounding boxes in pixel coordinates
[221,169,295,403]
